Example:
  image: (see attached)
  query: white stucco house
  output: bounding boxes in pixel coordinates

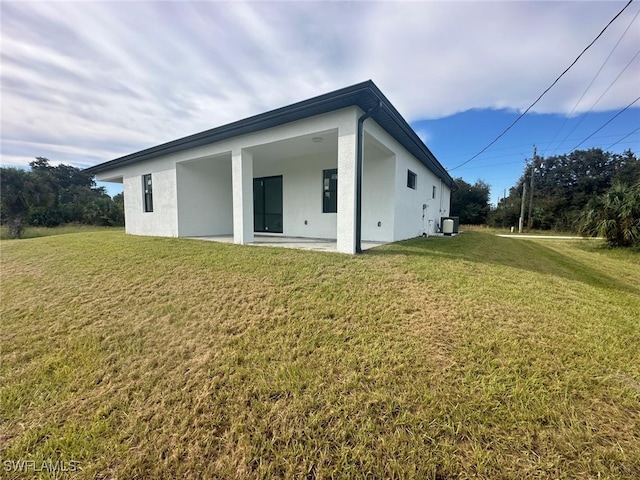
[86,81,456,254]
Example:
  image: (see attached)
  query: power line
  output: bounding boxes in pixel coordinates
[449,160,524,171]
[605,125,640,149]
[551,48,640,155]
[452,139,640,170]
[442,132,638,166]
[542,6,640,157]
[440,131,638,161]
[449,0,635,171]
[571,95,640,151]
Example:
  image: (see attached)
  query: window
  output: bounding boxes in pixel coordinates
[143,174,153,212]
[407,170,417,189]
[432,185,437,199]
[323,168,338,213]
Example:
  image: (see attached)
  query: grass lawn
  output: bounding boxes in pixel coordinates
[0,224,122,241]
[1,230,638,479]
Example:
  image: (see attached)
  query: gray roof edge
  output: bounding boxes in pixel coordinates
[85,81,375,174]
[85,80,456,191]
[365,83,457,190]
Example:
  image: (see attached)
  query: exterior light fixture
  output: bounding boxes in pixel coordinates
[312,137,323,143]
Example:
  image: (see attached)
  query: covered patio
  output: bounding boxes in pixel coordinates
[174,119,397,249]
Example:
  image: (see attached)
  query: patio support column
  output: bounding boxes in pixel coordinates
[232,148,254,244]
[336,111,358,254]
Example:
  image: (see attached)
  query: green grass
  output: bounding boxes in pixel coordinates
[1,231,639,479]
[461,224,580,236]
[0,224,122,240]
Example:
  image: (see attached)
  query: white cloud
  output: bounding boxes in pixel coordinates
[1,0,638,170]
[361,1,640,119]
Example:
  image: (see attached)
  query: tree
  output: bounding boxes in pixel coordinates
[613,149,640,186]
[84,195,124,226]
[0,168,32,238]
[489,186,522,229]
[578,182,640,247]
[1,158,125,236]
[451,178,490,224]
[490,148,639,231]
[28,157,99,226]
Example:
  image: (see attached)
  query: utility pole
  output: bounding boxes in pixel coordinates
[527,145,537,229]
[519,182,527,233]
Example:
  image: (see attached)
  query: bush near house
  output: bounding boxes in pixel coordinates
[1,231,639,479]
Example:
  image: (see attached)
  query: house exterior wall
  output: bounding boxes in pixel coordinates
[231,149,254,244]
[395,155,452,238]
[176,156,233,237]
[253,152,338,239]
[393,152,438,239]
[112,159,179,237]
[440,184,451,223]
[360,120,451,240]
[361,142,395,242]
[336,109,358,253]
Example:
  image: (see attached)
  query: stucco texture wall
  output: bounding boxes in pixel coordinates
[176,155,233,237]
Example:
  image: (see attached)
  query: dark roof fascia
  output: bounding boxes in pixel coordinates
[85,81,374,175]
[85,80,456,190]
[364,83,457,190]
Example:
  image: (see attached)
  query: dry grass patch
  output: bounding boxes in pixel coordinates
[1,230,639,479]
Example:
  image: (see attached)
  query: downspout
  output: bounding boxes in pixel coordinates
[356,102,382,253]
[439,178,444,234]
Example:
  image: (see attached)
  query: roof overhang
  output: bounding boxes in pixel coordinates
[85,80,457,191]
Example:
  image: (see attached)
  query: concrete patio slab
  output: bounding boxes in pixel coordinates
[188,235,386,253]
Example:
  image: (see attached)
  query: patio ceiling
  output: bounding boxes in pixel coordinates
[249,130,338,165]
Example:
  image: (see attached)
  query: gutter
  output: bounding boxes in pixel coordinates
[355,101,382,254]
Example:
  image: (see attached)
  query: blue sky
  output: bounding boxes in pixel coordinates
[2,0,639,205]
[417,107,639,202]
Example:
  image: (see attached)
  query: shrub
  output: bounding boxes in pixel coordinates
[578,182,640,247]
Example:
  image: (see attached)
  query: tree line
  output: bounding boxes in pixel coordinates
[1,157,124,238]
[451,148,640,247]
